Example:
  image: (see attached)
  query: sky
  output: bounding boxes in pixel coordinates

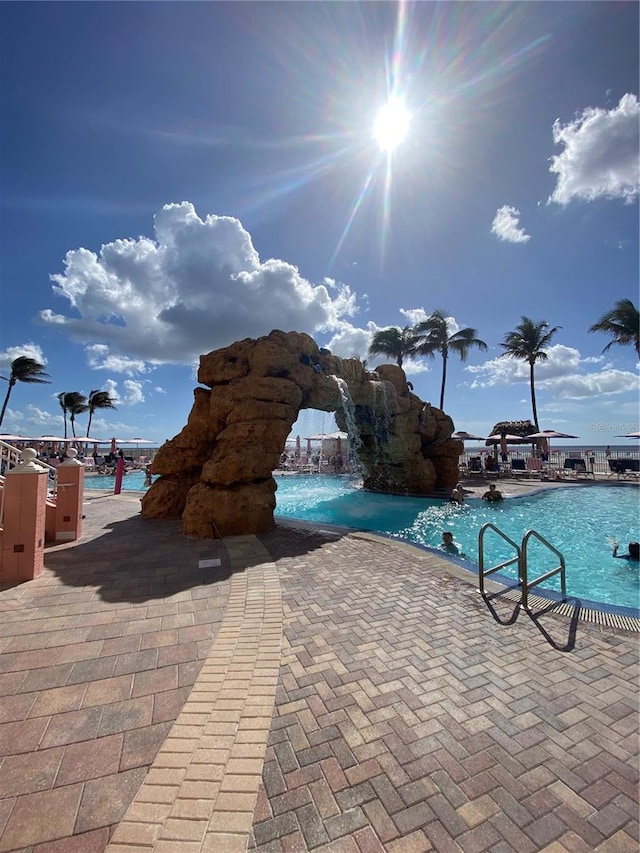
[1,1,638,448]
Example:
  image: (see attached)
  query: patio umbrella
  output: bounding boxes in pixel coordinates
[451,431,486,441]
[524,430,579,458]
[31,435,76,442]
[487,433,525,459]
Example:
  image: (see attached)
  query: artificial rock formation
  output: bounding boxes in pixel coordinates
[141,330,462,538]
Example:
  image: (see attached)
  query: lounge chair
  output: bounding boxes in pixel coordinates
[608,458,639,479]
[562,458,594,479]
[509,459,528,477]
[468,457,484,478]
[526,458,543,478]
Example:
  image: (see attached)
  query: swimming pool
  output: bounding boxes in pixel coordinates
[272,476,639,611]
[86,472,639,611]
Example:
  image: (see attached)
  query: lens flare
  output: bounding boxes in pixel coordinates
[373,97,411,152]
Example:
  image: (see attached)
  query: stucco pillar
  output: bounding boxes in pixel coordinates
[54,448,85,542]
[0,448,48,582]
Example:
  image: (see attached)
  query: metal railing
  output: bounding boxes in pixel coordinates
[478,522,566,612]
[520,529,566,611]
[478,523,521,597]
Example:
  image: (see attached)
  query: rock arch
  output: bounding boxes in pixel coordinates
[141,330,462,537]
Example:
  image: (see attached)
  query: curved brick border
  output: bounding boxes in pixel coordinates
[106,535,282,852]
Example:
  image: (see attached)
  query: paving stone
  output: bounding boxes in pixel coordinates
[0,782,84,851]
[75,766,148,834]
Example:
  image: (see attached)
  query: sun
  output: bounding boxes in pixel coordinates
[373,97,410,152]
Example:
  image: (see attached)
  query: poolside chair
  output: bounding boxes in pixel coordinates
[468,457,484,478]
[608,458,639,479]
[572,460,594,479]
[526,458,543,478]
[509,459,528,477]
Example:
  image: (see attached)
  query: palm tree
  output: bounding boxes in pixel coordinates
[498,317,561,430]
[0,356,51,427]
[86,389,117,438]
[588,298,639,359]
[68,393,88,438]
[57,391,87,438]
[414,310,488,410]
[368,326,421,368]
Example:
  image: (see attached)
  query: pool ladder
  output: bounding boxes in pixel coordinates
[478,523,567,611]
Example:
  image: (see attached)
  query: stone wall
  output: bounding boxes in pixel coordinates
[141,330,461,537]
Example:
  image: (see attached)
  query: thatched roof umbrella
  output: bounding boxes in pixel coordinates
[486,420,537,457]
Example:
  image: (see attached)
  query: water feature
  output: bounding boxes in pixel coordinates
[331,376,362,450]
[369,380,394,489]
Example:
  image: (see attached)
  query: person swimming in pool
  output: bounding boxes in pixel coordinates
[482,483,504,503]
[612,541,639,561]
[440,531,460,555]
[451,483,465,504]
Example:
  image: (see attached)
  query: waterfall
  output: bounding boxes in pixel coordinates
[331,376,362,450]
[370,380,394,488]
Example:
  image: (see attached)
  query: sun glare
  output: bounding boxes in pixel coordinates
[373,97,410,152]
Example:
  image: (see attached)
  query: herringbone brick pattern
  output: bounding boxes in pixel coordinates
[250,527,639,852]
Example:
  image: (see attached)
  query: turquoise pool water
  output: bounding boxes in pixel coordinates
[86,472,639,610]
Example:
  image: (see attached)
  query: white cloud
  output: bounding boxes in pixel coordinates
[467,344,639,399]
[86,344,149,376]
[123,380,144,405]
[102,379,145,406]
[24,405,63,429]
[539,369,639,400]
[41,202,358,370]
[153,386,167,395]
[491,206,531,243]
[549,93,640,205]
[0,342,48,372]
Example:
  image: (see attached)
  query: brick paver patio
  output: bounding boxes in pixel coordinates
[0,491,637,852]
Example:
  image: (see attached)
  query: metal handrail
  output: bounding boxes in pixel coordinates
[478,522,522,597]
[520,529,566,611]
[478,523,567,612]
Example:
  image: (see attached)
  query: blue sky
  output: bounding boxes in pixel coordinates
[1,1,638,447]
